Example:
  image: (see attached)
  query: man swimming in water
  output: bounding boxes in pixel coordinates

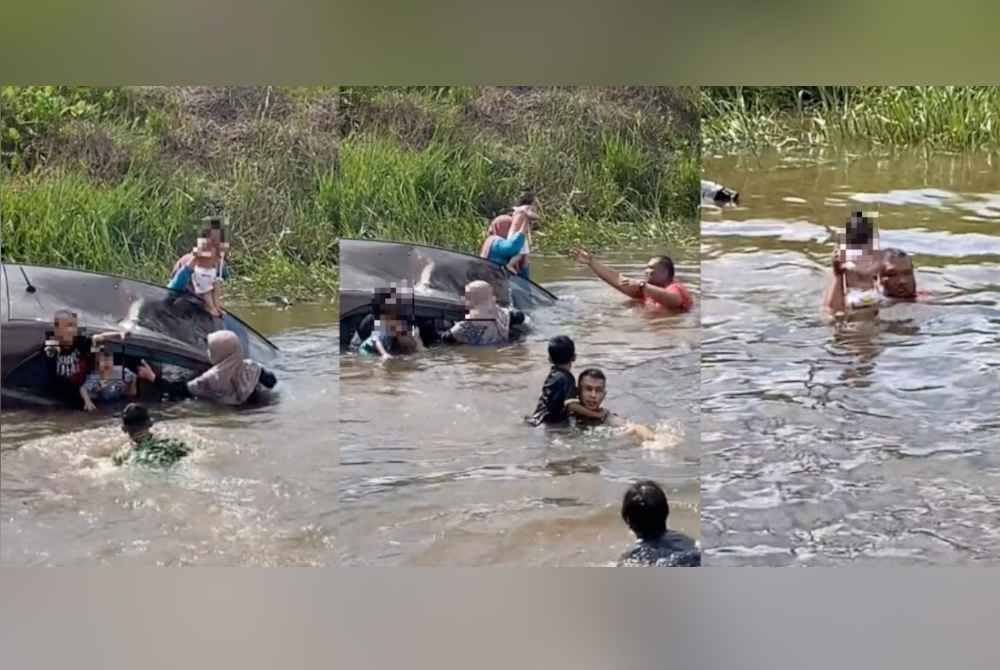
[617,480,700,567]
[879,247,919,301]
[573,249,693,311]
[112,403,191,467]
[565,368,656,441]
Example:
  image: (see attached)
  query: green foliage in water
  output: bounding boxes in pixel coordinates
[702,86,1000,152]
[2,86,699,300]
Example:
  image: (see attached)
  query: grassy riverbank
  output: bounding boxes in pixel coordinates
[1,87,700,301]
[702,86,1000,153]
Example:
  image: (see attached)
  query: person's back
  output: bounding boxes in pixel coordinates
[526,335,576,426]
[618,530,701,567]
[617,480,700,567]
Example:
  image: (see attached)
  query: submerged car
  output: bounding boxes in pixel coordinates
[339,238,558,350]
[1,262,278,407]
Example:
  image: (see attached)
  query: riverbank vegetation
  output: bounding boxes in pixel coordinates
[702,86,1000,153]
[2,87,700,300]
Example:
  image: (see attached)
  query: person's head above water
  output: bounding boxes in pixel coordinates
[621,480,669,542]
[121,402,153,441]
[880,247,917,299]
[206,330,245,365]
[94,347,115,378]
[464,280,498,317]
[53,309,79,346]
[645,256,676,287]
[548,335,576,368]
[577,368,607,411]
[845,211,875,248]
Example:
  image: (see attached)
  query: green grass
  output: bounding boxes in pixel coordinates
[702,86,1000,153]
[2,86,700,301]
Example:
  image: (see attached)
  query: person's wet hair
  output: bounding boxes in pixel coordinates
[883,247,909,260]
[621,480,669,542]
[53,309,77,325]
[651,256,675,281]
[846,211,874,246]
[517,191,536,207]
[548,335,575,366]
[121,403,152,432]
[578,368,606,387]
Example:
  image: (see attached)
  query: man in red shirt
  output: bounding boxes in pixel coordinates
[573,249,693,311]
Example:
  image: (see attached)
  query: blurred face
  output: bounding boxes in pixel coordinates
[579,374,607,411]
[645,259,671,286]
[54,316,78,346]
[208,227,224,245]
[881,255,917,298]
[97,352,114,377]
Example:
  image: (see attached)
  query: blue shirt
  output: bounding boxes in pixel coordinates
[486,233,530,279]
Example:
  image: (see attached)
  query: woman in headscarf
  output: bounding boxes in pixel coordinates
[159,330,277,405]
[441,280,512,346]
[479,193,539,279]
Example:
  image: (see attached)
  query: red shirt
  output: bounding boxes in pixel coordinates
[644,281,693,311]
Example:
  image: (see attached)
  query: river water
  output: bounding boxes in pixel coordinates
[701,148,1000,565]
[1,304,339,566]
[337,250,700,566]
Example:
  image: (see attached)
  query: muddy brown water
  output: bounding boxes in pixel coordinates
[336,251,700,566]
[701,148,1000,565]
[1,304,339,566]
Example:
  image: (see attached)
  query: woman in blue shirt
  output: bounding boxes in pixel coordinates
[479,193,538,279]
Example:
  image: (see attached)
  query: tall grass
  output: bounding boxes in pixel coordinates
[2,86,700,300]
[702,86,1000,152]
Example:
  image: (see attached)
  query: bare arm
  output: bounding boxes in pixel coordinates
[565,399,611,421]
[823,252,847,315]
[79,386,96,412]
[606,413,656,441]
[638,282,684,309]
[91,331,126,345]
[573,249,643,300]
[624,422,656,442]
[374,337,393,361]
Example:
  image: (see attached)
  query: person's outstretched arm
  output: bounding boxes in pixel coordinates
[573,249,643,299]
[606,414,656,441]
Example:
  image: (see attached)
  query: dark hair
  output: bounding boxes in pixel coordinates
[882,247,909,259]
[846,211,873,246]
[651,256,675,281]
[548,335,575,366]
[516,191,536,207]
[578,368,606,387]
[122,403,152,431]
[621,480,669,541]
[53,309,78,324]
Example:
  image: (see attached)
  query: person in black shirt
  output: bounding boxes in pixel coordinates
[525,335,579,426]
[617,480,700,567]
[44,310,126,409]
